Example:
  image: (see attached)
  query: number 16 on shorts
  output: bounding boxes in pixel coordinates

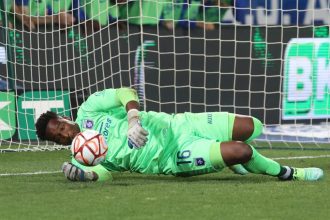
[176,150,191,166]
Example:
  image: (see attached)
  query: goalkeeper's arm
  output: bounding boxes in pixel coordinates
[116,87,140,111]
[62,159,113,182]
[116,88,149,149]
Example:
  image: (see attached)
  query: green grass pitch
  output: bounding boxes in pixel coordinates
[0,149,329,220]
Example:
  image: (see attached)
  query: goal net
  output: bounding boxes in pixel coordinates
[0,0,329,151]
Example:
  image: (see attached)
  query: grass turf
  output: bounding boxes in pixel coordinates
[0,149,329,220]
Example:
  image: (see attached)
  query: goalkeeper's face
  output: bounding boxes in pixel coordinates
[45,117,80,145]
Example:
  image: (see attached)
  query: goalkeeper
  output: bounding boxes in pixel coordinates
[35,88,324,182]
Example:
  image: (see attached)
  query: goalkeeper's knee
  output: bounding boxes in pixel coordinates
[246,117,263,142]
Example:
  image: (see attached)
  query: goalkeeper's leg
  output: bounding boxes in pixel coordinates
[218,141,324,181]
[230,114,263,142]
[226,114,263,175]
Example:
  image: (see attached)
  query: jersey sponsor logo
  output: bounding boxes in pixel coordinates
[207,113,213,124]
[99,117,112,141]
[195,157,205,166]
[83,119,94,129]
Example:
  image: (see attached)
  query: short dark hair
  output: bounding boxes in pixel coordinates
[35,111,58,140]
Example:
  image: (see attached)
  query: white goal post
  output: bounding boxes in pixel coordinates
[0,0,330,151]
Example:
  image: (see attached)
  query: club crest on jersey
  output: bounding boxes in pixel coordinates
[83,119,94,129]
[195,157,205,166]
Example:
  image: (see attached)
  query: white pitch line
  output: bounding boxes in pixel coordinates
[271,155,330,160]
[1,155,330,177]
[0,170,61,177]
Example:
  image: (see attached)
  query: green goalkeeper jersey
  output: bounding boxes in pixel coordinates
[75,88,175,174]
[73,88,240,181]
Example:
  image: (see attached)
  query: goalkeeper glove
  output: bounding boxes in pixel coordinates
[62,162,98,181]
[127,109,149,149]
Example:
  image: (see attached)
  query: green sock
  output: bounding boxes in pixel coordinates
[243,145,281,176]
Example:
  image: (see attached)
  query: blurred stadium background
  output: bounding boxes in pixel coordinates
[0,0,330,150]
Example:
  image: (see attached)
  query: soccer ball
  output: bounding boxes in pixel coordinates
[71,130,108,166]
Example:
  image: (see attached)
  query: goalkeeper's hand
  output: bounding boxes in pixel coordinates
[127,109,149,149]
[62,162,98,181]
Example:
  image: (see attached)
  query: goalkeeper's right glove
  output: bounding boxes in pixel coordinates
[127,109,149,149]
[62,162,98,181]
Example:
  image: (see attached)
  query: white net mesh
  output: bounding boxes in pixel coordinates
[0,0,330,151]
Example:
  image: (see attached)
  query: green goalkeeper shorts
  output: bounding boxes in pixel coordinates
[160,112,235,176]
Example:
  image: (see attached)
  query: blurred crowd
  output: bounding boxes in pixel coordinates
[0,0,233,32]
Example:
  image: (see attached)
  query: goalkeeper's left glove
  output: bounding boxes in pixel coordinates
[62,162,98,181]
[127,109,149,149]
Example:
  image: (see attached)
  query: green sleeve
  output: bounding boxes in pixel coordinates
[71,158,113,182]
[79,88,121,112]
[116,87,139,108]
[79,88,138,112]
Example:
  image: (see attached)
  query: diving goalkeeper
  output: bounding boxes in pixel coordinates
[35,88,324,182]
